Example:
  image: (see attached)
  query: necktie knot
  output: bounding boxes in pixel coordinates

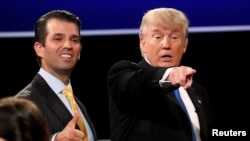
[62,87,73,98]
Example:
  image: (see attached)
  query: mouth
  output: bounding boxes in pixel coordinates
[161,54,172,58]
[60,54,72,58]
[161,54,172,59]
[160,54,172,61]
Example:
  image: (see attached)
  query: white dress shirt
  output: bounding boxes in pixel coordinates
[38,68,94,141]
[160,68,201,141]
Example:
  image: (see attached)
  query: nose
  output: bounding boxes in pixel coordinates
[162,37,170,49]
[62,39,72,49]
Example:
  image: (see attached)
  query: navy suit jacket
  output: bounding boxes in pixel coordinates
[107,59,214,141]
[15,74,98,140]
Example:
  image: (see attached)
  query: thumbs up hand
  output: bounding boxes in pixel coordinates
[54,111,85,141]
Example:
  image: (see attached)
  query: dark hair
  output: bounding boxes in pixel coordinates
[34,10,81,45]
[0,97,50,141]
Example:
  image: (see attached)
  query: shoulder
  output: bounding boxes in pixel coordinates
[108,60,139,72]
[111,60,137,67]
[15,83,33,98]
[15,74,47,99]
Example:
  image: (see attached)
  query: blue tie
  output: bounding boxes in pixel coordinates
[173,89,196,141]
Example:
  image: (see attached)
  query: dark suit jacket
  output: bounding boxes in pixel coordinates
[15,74,98,140]
[107,59,214,141]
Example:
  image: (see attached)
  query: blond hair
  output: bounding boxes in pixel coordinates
[139,7,189,38]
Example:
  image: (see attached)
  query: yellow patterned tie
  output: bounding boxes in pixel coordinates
[62,87,88,141]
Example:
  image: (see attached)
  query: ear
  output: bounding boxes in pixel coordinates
[34,42,44,58]
[140,37,147,54]
[77,53,81,60]
[183,38,188,53]
[77,46,82,60]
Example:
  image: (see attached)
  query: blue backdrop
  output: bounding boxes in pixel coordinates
[1,0,250,35]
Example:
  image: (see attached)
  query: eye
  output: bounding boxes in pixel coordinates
[54,37,62,41]
[153,34,163,40]
[72,38,80,43]
[172,36,178,40]
[170,34,179,40]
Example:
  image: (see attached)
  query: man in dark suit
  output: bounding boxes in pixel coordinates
[107,7,214,141]
[15,10,97,141]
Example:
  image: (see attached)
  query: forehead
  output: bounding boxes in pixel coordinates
[147,24,184,34]
[46,18,79,35]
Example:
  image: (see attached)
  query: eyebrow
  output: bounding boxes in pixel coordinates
[151,29,162,33]
[52,33,80,38]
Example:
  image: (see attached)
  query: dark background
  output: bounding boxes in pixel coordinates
[1,31,249,140]
[1,1,250,141]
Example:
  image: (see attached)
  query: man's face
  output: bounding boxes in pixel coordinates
[140,24,187,67]
[34,18,81,76]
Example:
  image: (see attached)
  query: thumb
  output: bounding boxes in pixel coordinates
[67,111,79,128]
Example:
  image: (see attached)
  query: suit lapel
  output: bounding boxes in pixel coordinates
[186,87,207,138]
[75,97,98,139]
[34,74,74,127]
[47,90,73,125]
[186,87,202,113]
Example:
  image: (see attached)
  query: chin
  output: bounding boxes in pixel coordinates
[158,62,174,68]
